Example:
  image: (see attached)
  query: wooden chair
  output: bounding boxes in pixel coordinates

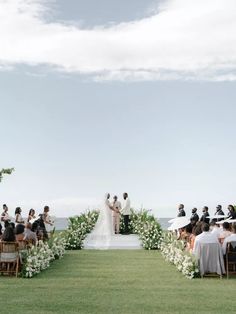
[0,242,20,277]
[226,241,236,279]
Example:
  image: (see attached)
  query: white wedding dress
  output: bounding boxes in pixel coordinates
[84,194,114,249]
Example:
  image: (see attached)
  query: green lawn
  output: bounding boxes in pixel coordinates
[1,250,236,314]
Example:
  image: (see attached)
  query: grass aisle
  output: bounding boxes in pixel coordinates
[1,250,236,314]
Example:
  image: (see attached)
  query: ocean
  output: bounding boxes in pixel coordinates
[54,217,171,231]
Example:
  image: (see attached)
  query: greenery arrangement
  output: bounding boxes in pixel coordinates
[160,232,200,279]
[64,211,99,250]
[0,168,14,182]
[65,209,163,250]
[21,234,66,278]
[129,210,163,250]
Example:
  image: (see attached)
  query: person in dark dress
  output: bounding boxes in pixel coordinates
[177,204,186,217]
[190,208,199,226]
[200,206,210,224]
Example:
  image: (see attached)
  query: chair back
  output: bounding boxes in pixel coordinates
[0,241,19,253]
[226,241,236,263]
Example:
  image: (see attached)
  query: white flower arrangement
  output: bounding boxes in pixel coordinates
[21,234,66,278]
[64,211,99,250]
[160,232,200,279]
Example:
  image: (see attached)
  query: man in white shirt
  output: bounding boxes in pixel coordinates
[222,223,236,255]
[210,221,222,238]
[193,223,219,256]
[121,192,131,234]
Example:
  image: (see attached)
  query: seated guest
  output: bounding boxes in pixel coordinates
[15,224,25,241]
[210,221,222,238]
[24,223,37,244]
[200,206,210,224]
[219,222,231,244]
[193,223,218,255]
[27,209,36,223]
[222,223,236,255]
[188,222,203,252]
[0,224,2,239]
[177,204,186,217]
[179,224,192,242]
[190,208,199,226]
[227,205,236,219]
[15,207,24,225]
[2,226,16,242]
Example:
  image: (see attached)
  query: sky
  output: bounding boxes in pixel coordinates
[1,0,236,218]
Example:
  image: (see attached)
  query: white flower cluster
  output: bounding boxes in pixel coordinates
[130,210,163,250]
[160,232,200,279]
[65,211,99,250]
[22,235,66,278]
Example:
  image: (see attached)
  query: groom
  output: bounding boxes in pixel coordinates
[121,192,131,234]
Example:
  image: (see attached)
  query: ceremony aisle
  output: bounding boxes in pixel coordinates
[0,250,236,314]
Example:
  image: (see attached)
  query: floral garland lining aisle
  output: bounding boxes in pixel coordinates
[160,232,200,279]
[22,235,66,278]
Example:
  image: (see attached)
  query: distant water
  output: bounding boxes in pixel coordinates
[54,217,171,231]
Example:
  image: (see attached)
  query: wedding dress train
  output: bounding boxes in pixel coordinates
[84,194,114,249]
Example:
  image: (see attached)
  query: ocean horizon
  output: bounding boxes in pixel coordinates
[54,217,171,231]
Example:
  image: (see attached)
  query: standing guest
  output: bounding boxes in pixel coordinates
[227,205,236,219]
[200,206,210,224]
[121,193,131,234]
[215,205,225,216]
[42,206,53,232]
[24,223,37,245]
[15,224,25,241]
[1,204,11,227]
[27,209,36,223]
[219,222,232,244]
[15,207,24,225]
[213,205,225,222]
[210,220,222,238]
[190,208,199,226]
[2,226,16,242]
[112,195,121,234]
[222,223,236,255]
[177,204,186,217]
[193,223,218,256]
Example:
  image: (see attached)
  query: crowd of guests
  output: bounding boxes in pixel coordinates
[176,204,236,256]
[0,204,54,245]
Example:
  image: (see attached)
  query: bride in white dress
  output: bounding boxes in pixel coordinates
[84,193,115,249]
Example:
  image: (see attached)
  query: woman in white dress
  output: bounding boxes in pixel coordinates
[84,193,115,249]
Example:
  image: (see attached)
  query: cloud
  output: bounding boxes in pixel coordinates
[0,0,236,81]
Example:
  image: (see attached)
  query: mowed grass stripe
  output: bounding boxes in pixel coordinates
[1,250,236,314]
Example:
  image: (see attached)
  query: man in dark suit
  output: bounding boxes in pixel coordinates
[200,206,210,224]
[190,208,199,226]
[177,204,186,217]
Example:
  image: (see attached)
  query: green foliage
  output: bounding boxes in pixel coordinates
[129,209,163,250]
[64,211,99,249]
[0,167,14,182]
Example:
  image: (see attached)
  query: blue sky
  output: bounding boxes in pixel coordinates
[1,0,236,218]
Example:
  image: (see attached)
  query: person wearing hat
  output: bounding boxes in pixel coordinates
[190,208,199,226]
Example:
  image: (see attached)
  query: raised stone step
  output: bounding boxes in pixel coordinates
[84,234,142,250]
